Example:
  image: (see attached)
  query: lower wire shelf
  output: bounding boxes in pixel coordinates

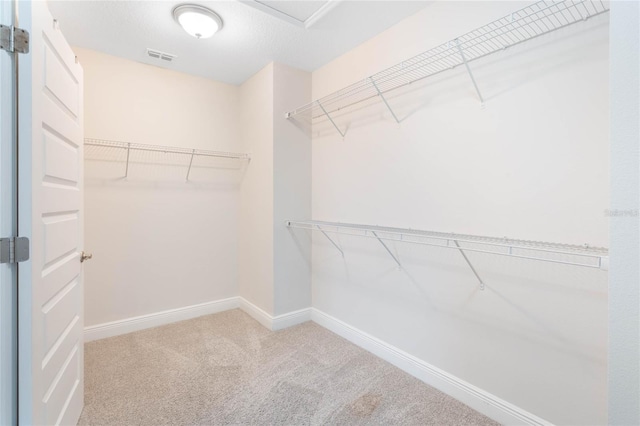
[286,220,608,289]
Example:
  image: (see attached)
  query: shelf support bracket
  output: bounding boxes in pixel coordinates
[372,231,401,268]
[370,77,400,123]
[317,225,344,257]
[317,101,345,138]
[454,39,484,105]
[186,149,196,181]
[124,142,131,178]
[453,240,484,290]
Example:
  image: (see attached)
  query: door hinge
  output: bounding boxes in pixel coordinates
[0,24,29,54]
[0,237,30,264]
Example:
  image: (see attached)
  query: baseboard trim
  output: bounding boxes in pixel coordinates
[84,297,240,342]
[238,298,273,329]
[238,297,311,331]
[310,308,551,426]
[272,307,312,331]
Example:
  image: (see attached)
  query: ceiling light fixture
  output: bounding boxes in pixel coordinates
[173,4,223,39]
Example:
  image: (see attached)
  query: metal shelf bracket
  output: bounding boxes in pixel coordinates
[318,100,346,138]
[186,149,196,181]
[370,77,400,123]
[317,225,344,257]
[372,231,402,269]
[454,38,484,105]
[124,142,131,178]
[453,240,485,290]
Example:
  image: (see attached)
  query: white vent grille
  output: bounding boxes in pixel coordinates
[146,48,177,62]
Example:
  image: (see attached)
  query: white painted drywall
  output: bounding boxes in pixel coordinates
[78,48,241,326]
[609,1,640,424]
[273,63,312,316]
[308,2,609,424]
[238,63,275,315]
[238,62,312,317]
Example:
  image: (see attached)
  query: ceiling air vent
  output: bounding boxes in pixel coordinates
[146,48,177,62]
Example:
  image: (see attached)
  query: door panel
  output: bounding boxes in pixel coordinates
[19,1,84,424]
[43,131,80,183]
[43,214,79,264]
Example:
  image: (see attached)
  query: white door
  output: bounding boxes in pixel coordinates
[0,1,18,424]
[18,1,85,424]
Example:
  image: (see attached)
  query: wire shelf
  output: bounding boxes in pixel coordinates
[84,138,250,180]
[287,220,609,276]
[285,0,609,130]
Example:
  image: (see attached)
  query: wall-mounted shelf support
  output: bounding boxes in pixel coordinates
[186,149,196,181]
[124,142,131,178]
[453,240,484,290]
[370,77,400,123]
[454,38,484,105]
[372,230,402,268]
[317,225,344,257]
[317,101,345,138]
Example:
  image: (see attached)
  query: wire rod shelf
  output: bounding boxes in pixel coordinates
[287,220,608,288]
[84,138,250,180]
[285,0,609,135]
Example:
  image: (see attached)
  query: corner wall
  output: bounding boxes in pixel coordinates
[308,2,609,424]
[238,63,275,315]
[239,63,311,318]
[273,63,311,316]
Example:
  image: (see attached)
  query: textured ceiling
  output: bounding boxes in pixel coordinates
[47,0,429,86]
[253,1,328,22]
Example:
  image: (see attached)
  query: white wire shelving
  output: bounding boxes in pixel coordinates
[287,220,609,289]
[285,0,610,136]
[84,138,250,180]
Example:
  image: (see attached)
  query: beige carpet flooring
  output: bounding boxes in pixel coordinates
[79,309,499,425]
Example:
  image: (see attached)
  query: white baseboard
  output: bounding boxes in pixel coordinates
[272,307,312,331]
[238,297,273,329]
[310,308,551,426]
[84,297,240,342]
[238,297,311,331]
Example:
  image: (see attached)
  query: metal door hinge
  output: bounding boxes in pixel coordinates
[0,24,29,54]
[0,237,30,264]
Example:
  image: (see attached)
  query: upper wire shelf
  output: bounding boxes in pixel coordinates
[285,0,610,136]
[287,220,608,289]
[84,138,250,180]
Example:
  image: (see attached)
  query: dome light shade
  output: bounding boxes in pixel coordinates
[173,5,222,39]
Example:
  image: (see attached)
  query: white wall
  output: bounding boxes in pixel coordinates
[273,63,311,316]
[308,2,609,424]
[238,62,312,317]
[238,63,275,314]
[78,48,241,326]
[609,1,640,424]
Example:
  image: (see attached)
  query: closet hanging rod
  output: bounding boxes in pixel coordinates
[285,0,609,126]
[286,220,609,271]
[84,139,251,161]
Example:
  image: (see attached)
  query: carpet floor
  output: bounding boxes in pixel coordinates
[79,309,499,425]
